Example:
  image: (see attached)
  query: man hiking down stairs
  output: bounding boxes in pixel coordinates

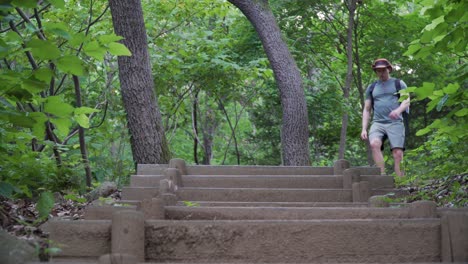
[361,58,410,177]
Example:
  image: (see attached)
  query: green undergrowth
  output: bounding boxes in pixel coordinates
[395,173,467,207]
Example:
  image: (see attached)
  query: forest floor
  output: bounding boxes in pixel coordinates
[0,173,466,261]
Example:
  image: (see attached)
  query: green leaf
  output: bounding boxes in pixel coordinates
[404,43,421,56]
[75,113,89,128]
[21,76,46,94]
[426,99,439,113]
[415,82,435,100]
[108,42,131,56]
[431,22,448,40]
[83,40,106,60]
[26,39,61,60]
[454,108,468,117]
[442,83,459,94]
[420,30,435,44]
[34,68,54,82]
[64,194,86,203]
[56,55,85,76]
[69,32,86,47]
[445,4,465,23]
[30,112,47,138]
[51,117,71,135]
[43,21,72,40]
[44,96,74,117]
[1,110,35,128]
[416,127,431,136]
[98,34,123,44]
[423,15,444,31]
[0,182,15,198]
[4,31,22,43]
[74,106,99,115]
[11,0,37,8]
[48,0,65,8]
[37,191,55,219]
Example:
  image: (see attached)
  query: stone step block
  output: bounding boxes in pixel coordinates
[181,175,394,189]
[121,187,159,201]
[145,219,441,263]
[137,164,168,175]
[372,188,410,197]
[361,175,394,189]
[143,262,451,264]
[130,175,166,187]
[34,258,98,263]
[41,220,111,259]
[186,165,333,176]
[175,201,369,207]
[84,204,137,220]
[177,187,352,202]
[137,164,334,176]
[182,175,342,189]
[165,206,414,220]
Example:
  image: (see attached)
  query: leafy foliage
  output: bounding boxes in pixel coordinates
[0,0,133,203]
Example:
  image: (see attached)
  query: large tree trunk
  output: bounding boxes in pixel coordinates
[338,0,357,159]
[108,0,170,165]
[228,0,310,166]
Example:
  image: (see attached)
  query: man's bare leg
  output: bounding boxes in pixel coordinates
[370,139,385,175]
[392,148,404,177]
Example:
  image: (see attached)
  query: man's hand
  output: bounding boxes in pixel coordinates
[361,129,368,140]
[390,97,410,120]
[389,110,401,120]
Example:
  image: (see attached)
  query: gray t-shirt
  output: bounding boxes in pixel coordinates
[365,77,407,123]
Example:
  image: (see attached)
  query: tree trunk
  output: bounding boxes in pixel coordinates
[201,107,216,165]
[353,4,374,165]
[192,90,199,165]
[72,75,93,187]
[108,0,170,165]
[228,0,310,166]
[338,0,357,159]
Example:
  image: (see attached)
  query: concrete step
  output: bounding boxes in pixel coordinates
[372,188,409,197]
[181,175,342,188]
[84,204,137,220]
[38,258,98,263]
[177,187,352,202]
[137,164,338,176]
[121,187,159,200]
[165,206,414,220]
[42,220,111,259]
[142,262,451,264]
[43,218,441,263]
[137,164,168,175]
[26,258,454,264]
[145,219,441,263]
[361,175,394,189]
[180,174,394,189]
[136,164,381,177]
[175,201,369,207]
[186,165,333,175]
[130,175,166,187]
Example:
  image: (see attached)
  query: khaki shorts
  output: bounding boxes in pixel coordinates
[369,122,405,151]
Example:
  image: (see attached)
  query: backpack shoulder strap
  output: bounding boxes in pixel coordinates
[369,81,378,109]
[395,78,401,98]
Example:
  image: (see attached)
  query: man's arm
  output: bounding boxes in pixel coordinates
[361,99,372,140]
[389,96,410,119]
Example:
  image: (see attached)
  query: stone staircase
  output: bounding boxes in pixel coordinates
[41,159,468,264]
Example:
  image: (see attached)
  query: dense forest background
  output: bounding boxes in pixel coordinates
[0,0,466,211]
